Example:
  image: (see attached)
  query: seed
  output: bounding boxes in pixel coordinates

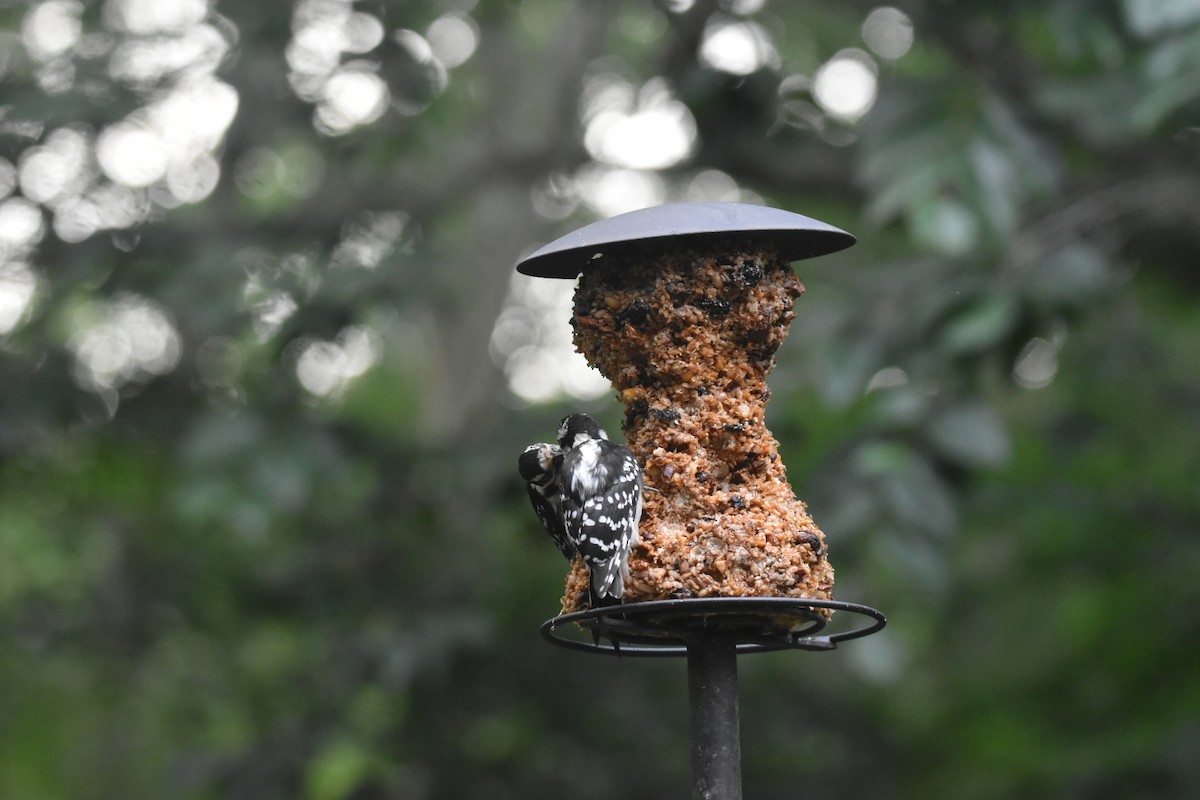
[695,297,731,317]
[735,259,763,287]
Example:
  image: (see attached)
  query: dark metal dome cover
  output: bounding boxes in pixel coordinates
[516,201,855,279]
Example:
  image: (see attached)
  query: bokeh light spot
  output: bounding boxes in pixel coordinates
[97,122,169,187]
[699,19,779,76]
[18,127,93,205]
[332,211,410,269]
[582,76,696,170]
[574,164,666,218]
[813,49,878,122]
[166,153,220,203]
[0,262,39,335]
[21,0,83,61]
[0,198,47,257]
[104,0,209,36]
[863,7,914,61]
[235,148,285,199]
[1014,337,1059,389]
[316,66,390,135]
[108,23,231,88]
[427,13,479,68]
[67,294,182,391]
[342,12,385,54]
[295,326,381,398]
[684,169,742,203]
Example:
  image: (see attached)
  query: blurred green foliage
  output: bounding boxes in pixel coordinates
[2,1,1199,798]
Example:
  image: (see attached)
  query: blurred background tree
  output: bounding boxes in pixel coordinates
[1,0,1198,797]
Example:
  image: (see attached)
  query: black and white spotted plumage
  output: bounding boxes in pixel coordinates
[556,413,643,605]
[518,442,575,561]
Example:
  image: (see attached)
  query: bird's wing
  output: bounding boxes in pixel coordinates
[527,483,573,560]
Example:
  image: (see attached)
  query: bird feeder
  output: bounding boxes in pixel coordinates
[517,202,885,800]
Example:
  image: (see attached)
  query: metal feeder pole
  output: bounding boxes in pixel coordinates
[687,634,742,800]
[542,598,887,799]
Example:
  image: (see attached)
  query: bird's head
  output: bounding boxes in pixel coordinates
[518,442,560,481]
[556,412,608,451]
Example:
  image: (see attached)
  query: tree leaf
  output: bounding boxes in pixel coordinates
[928,403,1013,468]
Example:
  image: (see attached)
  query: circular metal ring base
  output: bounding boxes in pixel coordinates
[540,597,886,657]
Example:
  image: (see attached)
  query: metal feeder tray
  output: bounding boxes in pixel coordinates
[541,596,886,657]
